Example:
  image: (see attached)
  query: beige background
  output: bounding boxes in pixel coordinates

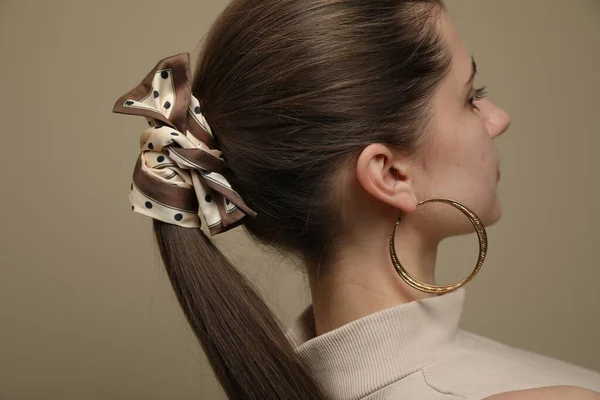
[0,1,598,399]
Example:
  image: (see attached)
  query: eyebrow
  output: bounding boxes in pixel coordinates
[465,55,477,88]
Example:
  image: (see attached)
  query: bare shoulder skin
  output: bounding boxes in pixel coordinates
[485,386,600,400]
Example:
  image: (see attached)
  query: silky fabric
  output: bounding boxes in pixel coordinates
[112,53,257,235]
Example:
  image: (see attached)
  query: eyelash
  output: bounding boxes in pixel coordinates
[468,85,488,111]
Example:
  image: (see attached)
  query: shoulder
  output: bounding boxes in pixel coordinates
[485,386,600,400]
[421,330,600,398]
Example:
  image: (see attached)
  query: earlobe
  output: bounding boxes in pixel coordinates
[356,144,418,214]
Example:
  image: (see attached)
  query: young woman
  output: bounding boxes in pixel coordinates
[113,0,600,398]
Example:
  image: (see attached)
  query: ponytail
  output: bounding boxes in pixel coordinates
[152,220,327,399]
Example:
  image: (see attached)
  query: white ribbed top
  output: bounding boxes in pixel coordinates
[285,289,600,400]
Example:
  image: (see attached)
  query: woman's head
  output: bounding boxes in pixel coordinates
[150,1,510,398]
[193,0,510,264]
[353,9,512,244]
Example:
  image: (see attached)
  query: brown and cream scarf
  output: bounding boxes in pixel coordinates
[112,53,257,235]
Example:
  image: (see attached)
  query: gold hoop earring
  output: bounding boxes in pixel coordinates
[389,198,488,295]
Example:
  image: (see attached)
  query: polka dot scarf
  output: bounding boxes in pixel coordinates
[112,53,257,235]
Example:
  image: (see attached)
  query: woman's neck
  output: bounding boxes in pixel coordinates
[308,223,440,336]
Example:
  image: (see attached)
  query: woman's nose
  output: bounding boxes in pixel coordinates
[481,98,511,138]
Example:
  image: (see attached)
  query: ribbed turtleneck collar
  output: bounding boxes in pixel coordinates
[285,288,466,400]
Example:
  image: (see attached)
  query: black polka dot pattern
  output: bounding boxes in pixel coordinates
[113,54,260,232]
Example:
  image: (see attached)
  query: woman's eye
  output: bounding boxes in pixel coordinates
[468,85,488,111]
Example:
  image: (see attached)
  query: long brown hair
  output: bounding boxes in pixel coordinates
[152,0,451,398]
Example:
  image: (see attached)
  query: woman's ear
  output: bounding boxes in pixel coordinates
[356,143,418,214]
